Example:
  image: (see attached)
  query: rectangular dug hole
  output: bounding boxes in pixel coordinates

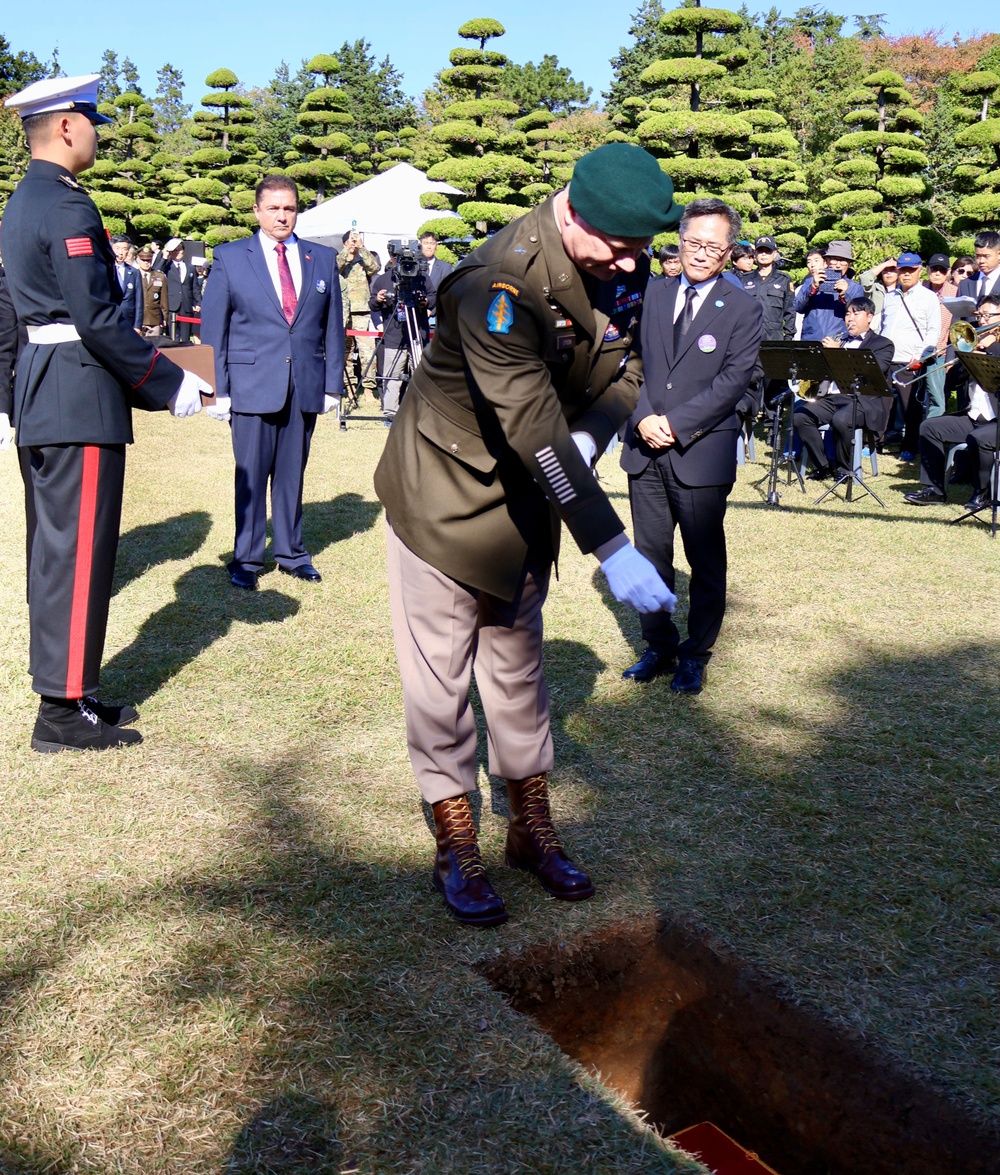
[477,917,1000,1175]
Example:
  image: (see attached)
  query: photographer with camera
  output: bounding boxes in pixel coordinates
[793,240,863,342]
[369,240,435,426]
[338,226,380,403]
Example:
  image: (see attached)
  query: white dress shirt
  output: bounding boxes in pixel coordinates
[259,230,302,302]
[673,274,721,324]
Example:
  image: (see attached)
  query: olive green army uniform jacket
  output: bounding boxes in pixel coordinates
[374,196,649,602]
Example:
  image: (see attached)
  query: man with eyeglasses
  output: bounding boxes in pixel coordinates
[792,297,894,481]
[958,232,1000,302]
[904,294,1000,510]
[620,198,763,696]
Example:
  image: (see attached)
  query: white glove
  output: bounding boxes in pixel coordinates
[168,369,208,418]
[601,542,677,614]
[0,412,11,451]
[322,394,341,416]
[571,431,597,467]
[206,395,231,422]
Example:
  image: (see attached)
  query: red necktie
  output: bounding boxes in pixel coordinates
[275,242,297,324]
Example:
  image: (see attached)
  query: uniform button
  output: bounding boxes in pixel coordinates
[450,443,458,453]
[285,357,290,363]
[666,382,672,389]
[529,235,538,243]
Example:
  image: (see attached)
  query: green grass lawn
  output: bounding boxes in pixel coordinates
[0,411,997,1173]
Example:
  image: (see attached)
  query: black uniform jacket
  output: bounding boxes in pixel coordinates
[621,275,763,486]
[740,268,794,341]
[374,195,648,602]
[0,160,182,446]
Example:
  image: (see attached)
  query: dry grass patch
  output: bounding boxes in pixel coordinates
[0,414,997,1171]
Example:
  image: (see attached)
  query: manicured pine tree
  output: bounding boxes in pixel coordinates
[820,68,947,265]
[286,54,357,205]
[952,71,1000,246]
[420,18,541,246]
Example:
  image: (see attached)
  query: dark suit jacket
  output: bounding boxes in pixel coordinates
[115,262,143,329]
[958,272,1000,304]
[153,254,195,314]
[0,265,24,419]
[201,232,344,414]
[425,256,454,292]
[620,275,763,486]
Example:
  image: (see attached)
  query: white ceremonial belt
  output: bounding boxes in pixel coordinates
[27,324,81,344]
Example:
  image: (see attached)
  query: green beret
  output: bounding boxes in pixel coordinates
[568,143,683,237]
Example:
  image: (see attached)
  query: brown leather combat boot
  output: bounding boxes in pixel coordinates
[504,774,595,900]
[431,795,508,927]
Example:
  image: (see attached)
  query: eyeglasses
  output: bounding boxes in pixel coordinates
[680,239,730,260]
[974,311,1000,320]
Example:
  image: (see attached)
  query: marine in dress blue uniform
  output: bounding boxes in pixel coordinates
[1,74,210,752]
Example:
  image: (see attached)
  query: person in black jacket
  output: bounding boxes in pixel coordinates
[792,297,894,480]
[1,73,210,753]
[368,256,434,424]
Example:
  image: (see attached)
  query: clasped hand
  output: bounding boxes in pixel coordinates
[636,414,675,450]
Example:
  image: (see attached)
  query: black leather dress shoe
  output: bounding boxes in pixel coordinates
[279,563,322,582]
[230,569,258,590]
[622,648,677,683]
[806,465,834,481]
[903,487,945,506]
[964,489,991,512]
[670,658,707,695]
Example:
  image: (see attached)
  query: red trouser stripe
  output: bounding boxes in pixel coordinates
[66,445,100,697]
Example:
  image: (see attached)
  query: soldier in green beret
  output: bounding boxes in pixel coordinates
[375,143,682,926]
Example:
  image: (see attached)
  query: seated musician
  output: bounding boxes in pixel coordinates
[904,293,1000,510]
[793,297,894,480]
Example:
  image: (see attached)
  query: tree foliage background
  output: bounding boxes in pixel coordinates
[1,12,998,269]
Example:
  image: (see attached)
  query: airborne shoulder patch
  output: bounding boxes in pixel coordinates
[487,290,514,334]
[490,280,521,299]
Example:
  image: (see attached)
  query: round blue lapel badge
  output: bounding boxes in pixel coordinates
[714,299,724,307]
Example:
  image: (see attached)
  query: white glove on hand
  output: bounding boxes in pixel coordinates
[322,394,341,416]
[601,542,677,614]
[168,370,208,418]
[571,431,597,468]
[206,395,231,422]
[0,412,11,451]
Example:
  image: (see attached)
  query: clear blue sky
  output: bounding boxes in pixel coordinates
[3,1,992,109]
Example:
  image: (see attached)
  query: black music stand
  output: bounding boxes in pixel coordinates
[812,347,891,508]
[949,350,1000,537]
[752,342,829,506]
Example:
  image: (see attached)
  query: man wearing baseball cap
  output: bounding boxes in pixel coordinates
[879,251,941,460]
[922,253,956,418]
[375,143,682,926]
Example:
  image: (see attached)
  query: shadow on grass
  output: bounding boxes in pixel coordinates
[224,1092,343,1174]
[101,564,300,705]
[113,511,213,597]
[231,494,383,571]
[590,563,692,662]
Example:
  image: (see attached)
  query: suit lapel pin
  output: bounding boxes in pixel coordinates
[714,299,724,307]
[698,333,717,353]
[316,279,326,293]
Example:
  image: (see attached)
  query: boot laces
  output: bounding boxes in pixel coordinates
[518,776,563,854]
[438,797,487,879]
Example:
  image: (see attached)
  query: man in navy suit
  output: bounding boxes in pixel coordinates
[958,231,1000,303]
[620,197,763,695]
[110,234,143,330]
[201,175,344,590]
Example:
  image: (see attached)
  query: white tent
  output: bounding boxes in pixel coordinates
[295,162,464,264]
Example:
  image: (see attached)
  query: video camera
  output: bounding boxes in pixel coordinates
[382,239,429,312]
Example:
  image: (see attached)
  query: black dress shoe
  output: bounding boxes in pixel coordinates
[964,489,992,512]
[279,563,322,582]
[31,699,143,753]
[806,465,834,481]
[670,658,707,695]
[230,568,258,590]
[903,487,945,505]
[622,648,677,683]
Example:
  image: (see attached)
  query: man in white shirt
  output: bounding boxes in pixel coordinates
[904,294,1000,511]
[201,176,344,589]
[879,251,941,460]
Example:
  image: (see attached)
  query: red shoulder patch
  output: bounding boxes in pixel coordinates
[65,237,94,257]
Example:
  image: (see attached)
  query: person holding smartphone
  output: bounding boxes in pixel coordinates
[793,240,863,341]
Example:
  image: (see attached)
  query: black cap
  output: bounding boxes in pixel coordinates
[754,236,777,252]
[928,253,950,271]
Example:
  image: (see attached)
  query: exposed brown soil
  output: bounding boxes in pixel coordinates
[477,917,1000,1175]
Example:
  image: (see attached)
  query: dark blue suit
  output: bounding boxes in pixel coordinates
[621,274,762,662]
[115,262,143,330]
[201,232,344,573]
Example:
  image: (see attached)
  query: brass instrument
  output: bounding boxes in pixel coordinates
[950,320,994,353]
[798,332,851,400]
